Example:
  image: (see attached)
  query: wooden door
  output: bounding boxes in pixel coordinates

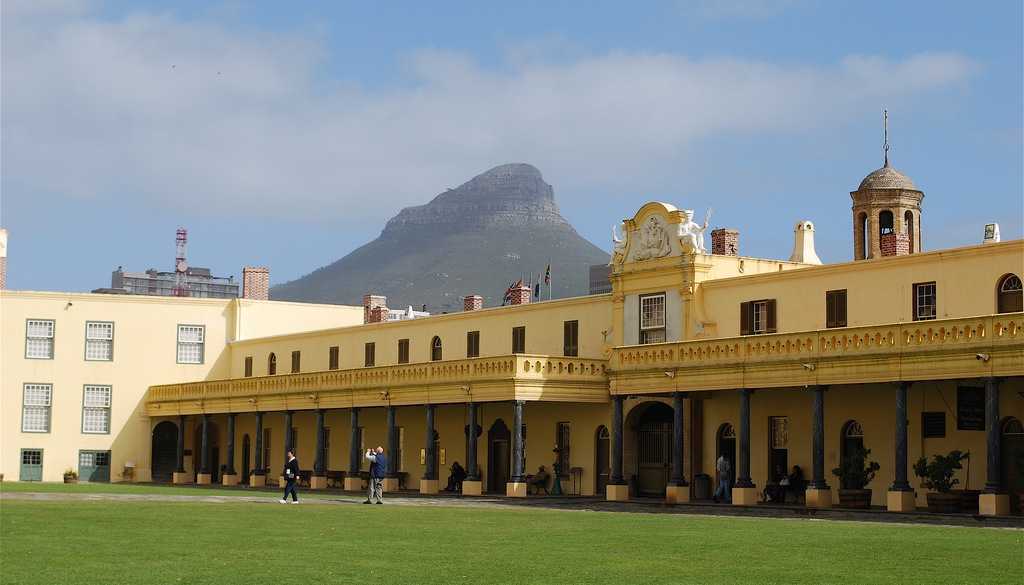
[595,426,610,495]
[636,421,671,496]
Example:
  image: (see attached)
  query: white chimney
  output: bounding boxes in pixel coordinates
[789,220,822,265]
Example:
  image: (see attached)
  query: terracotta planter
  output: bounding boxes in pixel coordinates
[926,492,960,513]
[837,488,872,509]
[63,477,78,484]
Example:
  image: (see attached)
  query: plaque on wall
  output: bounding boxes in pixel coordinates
[957,386,985,431]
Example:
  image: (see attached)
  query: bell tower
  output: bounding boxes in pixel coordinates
[851,111,924,260]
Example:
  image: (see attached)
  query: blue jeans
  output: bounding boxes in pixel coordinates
[714,477,731,502]
[283,479,298,501]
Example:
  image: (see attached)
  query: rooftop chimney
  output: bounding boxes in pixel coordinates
[464,295,483,311]
[242,266,270,300]
[363,294,387,324]
[984,223,1001,244]
[711,228,739,256]
[789,221,822,264]
[509,283,531,306]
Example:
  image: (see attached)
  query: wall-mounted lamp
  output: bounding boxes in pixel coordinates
[65,301,74,309]
[379,390,390,401]
[975,353,990,362]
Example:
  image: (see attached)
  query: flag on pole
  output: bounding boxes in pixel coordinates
[544,264,550,285]
[533,281,540,299]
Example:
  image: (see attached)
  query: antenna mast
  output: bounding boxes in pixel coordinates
[173,227,190,297]
[883,109,890,167]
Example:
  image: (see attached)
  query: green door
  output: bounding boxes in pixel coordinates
[20,449,43,481]
[79,450,111,482]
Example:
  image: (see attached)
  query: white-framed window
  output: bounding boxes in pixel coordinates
[639,293,666,344]
[753,301,769,334]
[22,383,53,433]
[913,282,937,321]
[176,325,205,364]
[25,319,55,359]
[85,321,114,361]
[82,385,112,434]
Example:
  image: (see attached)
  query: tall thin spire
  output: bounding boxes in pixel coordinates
[883,109,890,168]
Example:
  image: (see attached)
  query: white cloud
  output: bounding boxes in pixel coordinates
[1,4,975,224]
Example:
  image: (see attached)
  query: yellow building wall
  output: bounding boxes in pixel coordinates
[0,291,361,482]
[228,295,613,377]
[233,299,363,341]
[698,240,1023,338]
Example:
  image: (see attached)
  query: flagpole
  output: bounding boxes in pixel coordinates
[548,259,552,301]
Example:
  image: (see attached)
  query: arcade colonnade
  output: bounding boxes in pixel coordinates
[150,376,1022,515]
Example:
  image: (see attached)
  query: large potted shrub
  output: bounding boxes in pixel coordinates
[913,450,968,513]
[832,445,880,508]
[63,469,78,484]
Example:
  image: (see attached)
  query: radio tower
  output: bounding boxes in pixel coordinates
[172,228,190,297]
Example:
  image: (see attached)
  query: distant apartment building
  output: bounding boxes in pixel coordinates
[97,267,239,299]
[589,264,612,295]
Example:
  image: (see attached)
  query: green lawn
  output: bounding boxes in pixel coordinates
[1,484,1020,585]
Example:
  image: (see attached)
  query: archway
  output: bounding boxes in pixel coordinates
[1001,417,1024,514]
[839,420,865,490]
[716,423,736,492]
[241,434,251,484]
[627,401,673,497]
[487,419,511,493]
[151,421,178,483]
[904,210,915,253]
[997,274,1023,314]
[193,420,221,482]
[595,425,610,495]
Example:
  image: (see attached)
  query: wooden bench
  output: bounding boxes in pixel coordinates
[525,474,550,495]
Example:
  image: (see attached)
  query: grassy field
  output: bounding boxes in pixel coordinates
[1,484,1021,585]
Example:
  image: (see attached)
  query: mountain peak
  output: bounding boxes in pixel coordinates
[272,163,607,312]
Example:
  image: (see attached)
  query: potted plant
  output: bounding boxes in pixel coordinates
[832,445,880,508]
[913,450,968,513]
[63,469,78,484]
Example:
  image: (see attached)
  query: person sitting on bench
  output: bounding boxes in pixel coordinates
[445,461,467,492]
[528,466,550,494]
[785,465,807,503]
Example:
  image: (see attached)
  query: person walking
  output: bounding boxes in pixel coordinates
[713,454,732,503]
[364,446,387,504]
[280,450,300,504]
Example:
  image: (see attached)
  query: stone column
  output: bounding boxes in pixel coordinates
[666,392,689,504]
[732,389,757,505]
[806,386,832,508]
[311,409,327,489]
[421,404,439,494]
[507,400,527,497]
[251,411,266,487]
[980,378,1009,516]
[887,382,913,511]
[172,415,189,484]
[463,402,482,496]
[344,408,363,491]
[280,411,293,488]
[607,395,628,501]
[222,413,239,486]
[383,406,400,492]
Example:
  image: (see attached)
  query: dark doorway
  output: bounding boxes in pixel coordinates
[1001,417,1024,514]
[631,402,673,497]
[716,423,736,491]
[595,425,610,495]
[839,420,865,489]
[193,421,221,482]
[241,434,251,484]
[151,421,178,483]
[768,416,790,485]
[487,419,511,493]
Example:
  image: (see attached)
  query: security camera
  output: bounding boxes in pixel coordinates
[976,353,990,362]
[801,363,816,371]
[664,371,676,378]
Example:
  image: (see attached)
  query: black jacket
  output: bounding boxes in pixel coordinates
[283,457,300,481]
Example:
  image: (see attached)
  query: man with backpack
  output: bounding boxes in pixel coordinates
[364,446,387,504]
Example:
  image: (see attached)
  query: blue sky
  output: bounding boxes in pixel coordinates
[2,0,1021,293]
